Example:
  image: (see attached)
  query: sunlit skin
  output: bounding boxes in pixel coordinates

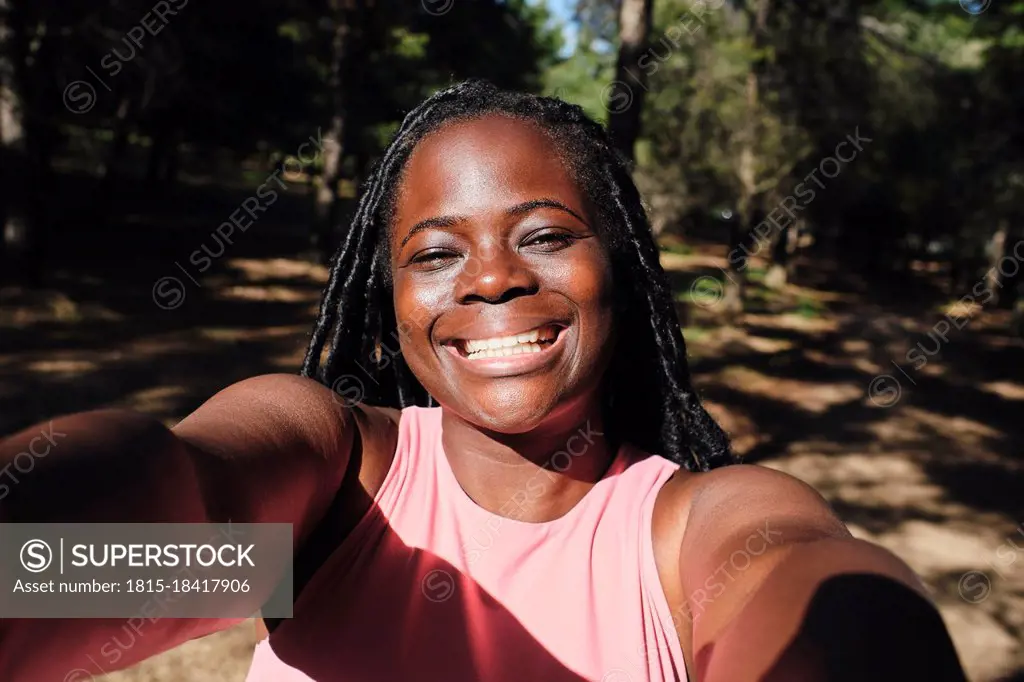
[391,115,619,514]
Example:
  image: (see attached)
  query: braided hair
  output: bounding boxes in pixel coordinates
[300,79,734,472]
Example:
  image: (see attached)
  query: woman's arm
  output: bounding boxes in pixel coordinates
[0,373,355,681]
[662,465,967,682]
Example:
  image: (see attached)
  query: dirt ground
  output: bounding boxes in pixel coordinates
[2,239,1022,681]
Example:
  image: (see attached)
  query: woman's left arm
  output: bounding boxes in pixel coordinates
[664,464,968,682]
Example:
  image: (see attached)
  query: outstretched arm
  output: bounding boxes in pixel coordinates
[663,465,967,682]
[0,374,355,681]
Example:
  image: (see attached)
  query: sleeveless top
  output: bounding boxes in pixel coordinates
[244,406,688,681]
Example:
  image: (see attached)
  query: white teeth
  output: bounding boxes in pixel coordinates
[462,326,559,357]
[464,341,546,359]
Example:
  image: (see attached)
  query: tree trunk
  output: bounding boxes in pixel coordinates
[312,0,354,258]
[720,215,747,320]
[766,218,797,289]
[607,0,653,163]
[724,0,771,320]
[985,220,1008,307]
[0,0,37,285]
[991,220,1022,310]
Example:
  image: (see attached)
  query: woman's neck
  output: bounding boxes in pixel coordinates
[439,404,615,523]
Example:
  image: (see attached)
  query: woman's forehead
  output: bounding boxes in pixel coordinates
[393,115,588,230]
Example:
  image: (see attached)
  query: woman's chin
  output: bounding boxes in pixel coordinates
[449,387,595,438]
[449,395,560,436]
[470,407,550,435]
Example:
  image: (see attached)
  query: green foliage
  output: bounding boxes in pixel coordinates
[660,241,694,256]
[621,0,812,233]
[543,48,616,122]
[547,0,1024,301]
[796,296,825,319]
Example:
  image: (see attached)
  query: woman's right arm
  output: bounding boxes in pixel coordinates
[0,373,356,681]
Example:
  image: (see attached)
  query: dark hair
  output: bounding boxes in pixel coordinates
[300,79,734,472]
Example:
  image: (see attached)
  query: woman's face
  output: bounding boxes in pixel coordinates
[390,114,616,434]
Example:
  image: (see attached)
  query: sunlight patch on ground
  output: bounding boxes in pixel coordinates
[197,325,309,343]
[840,338,871,354]
[126,333,202,358]
[942,299,982,320]
[802,348,887,377]
[743,311,839,334]
[770,452,956,520]
[216,285,321,303]
[3,350,127,380]
[858,412,1008,460]
[903,407,1008,452]
[879,520,1012,575]
[268,352,308,370]
[740,335,796,354]
[657,251,728,271]
[224,257,329,282]
[23,359,100,376]
[0,288,124,325]
[716,366,864,414]
[979,381,1024,401]
[117,385,193,417]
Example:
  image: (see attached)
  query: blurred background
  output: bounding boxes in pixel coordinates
[1,0,1022,679]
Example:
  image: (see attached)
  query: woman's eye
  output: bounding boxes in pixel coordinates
[410,249,459,267]
[523,231,576,252]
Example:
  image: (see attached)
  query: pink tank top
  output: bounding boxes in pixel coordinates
[244,406,688,681]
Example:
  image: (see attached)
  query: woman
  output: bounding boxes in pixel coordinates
[0,82,966,681]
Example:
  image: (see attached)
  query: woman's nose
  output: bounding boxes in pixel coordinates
[455,246,539,304]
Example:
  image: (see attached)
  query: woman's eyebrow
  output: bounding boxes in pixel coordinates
[505,198,588,225]
[399,198,589,249]
[399,215,466,249]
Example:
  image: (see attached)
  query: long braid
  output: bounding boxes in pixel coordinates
[305,84,482,386]
[301,80,736,471]
[529,94,731,470]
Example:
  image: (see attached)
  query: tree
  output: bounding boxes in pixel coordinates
[607,0,653,163]
[312,0,356,258]
[723,0,771,318]
[0,0,38,285]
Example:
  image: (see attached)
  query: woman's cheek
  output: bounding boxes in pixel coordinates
[392,279,432,361]
[565,249,616,371]
[563,249,614,316]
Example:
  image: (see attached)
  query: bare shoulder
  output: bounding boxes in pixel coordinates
[172,373,358,463]
[650,463,855,664]
[651,465,847,575]
[654,463,851,546]
[177,372,348,418]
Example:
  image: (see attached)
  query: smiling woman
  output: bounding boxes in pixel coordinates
[301,82,731,469]
[0,81,967,682]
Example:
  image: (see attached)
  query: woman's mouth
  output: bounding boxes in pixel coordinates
[455,324,562,359]
[440,323,569,377]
